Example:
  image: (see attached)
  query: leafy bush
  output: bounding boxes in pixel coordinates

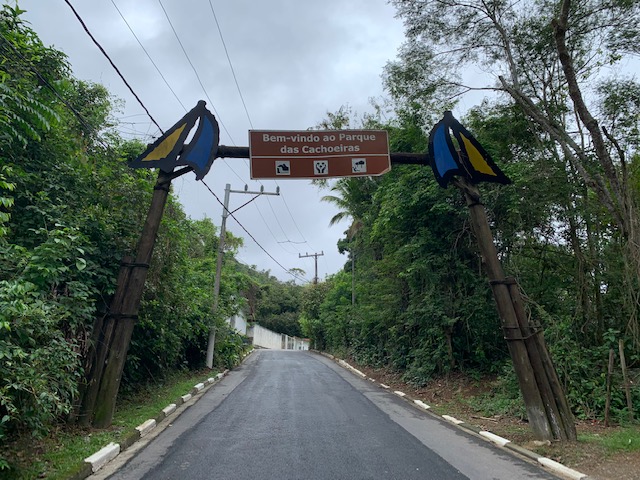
[463,363,528,420]
[0,226,97,441]
[214,324,249,369]
[0,280,81,439]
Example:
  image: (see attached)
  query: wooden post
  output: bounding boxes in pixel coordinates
[619,339,634,421]
[81,170,174,428]
[508,278,576,440]
[78,256,133,426]
[454,177,553,440]
[604,348,615,426]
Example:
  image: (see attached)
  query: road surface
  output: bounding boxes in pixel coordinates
[102,350,558,479]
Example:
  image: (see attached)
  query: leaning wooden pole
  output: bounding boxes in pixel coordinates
[508,278,576,440]
[82,170,174,428]
[78,255,133,426]
[453,177,554,440]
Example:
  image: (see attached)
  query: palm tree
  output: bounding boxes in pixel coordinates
[321,177,376,304]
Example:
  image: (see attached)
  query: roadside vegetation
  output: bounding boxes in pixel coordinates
[351,362,640,479]
[1,1,640,478]
[300,0,639,430]
[0,368,224,480]
[0,5,299,476]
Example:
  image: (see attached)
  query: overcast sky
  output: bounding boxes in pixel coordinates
[21,0,408,283]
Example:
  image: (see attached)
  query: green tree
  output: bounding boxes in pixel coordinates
[246,269,303,338]
[388,0,640,344]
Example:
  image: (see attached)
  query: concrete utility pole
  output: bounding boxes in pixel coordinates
[351,254,355,306]
[206,183,279,368]
[299,251,324,284]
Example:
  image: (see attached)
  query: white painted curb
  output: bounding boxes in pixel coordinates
[479,431,511,447]
[77,354,254,480]
[162,403,177,416]
[538,457,588,480]
[135,419,156,438]
[338,359,367,378]
[85,442,120,472]
[353,369,367,378]
[442,415,464,425]
[327,351,590,480]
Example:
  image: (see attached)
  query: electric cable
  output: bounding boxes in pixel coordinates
[109,0,188,113]
[156,0,234,143]
[63,0,164,134]
[203,3,312,252]
[63,0,322,279]
[201,178,310,284]
[207,0,253,129]
[0,32,112,150]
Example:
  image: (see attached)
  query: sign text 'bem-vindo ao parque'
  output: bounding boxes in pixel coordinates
[249,129,390,179]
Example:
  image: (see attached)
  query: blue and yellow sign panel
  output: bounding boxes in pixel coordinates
[129,101,219,180]
[428,111,510,187]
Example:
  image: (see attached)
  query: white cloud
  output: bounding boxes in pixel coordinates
[22,0,405,282]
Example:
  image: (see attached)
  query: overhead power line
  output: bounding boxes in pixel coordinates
[201,179,309,284]
[156,0,234,143]
[109,0,187,113]
[64,0,318,277]
[63,0,164,134]
[207,0,253,129]
[0,32,112,150]
[202,3,312,252]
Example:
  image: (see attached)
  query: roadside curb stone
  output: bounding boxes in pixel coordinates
[328,352,590,480]
[135,419,156,438]
[72,349,254,479]
[162,403,177,416]
[85,443,120,473]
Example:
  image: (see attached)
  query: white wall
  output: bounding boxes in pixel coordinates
[226,311,247,335]
[252,324,284,349]
[251,324,310,350]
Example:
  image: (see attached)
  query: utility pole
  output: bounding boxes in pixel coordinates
[299,251,324,284]
[351,254,355,306]
[206,183,279,368]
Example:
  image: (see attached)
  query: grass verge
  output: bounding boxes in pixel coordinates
[1,368,219,480]
[580,426,640,453]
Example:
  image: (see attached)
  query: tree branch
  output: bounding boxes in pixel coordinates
[551,0,624,209]
[498,75,625,231]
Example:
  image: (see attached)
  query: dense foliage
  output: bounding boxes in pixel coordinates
[2,1,639,469]
[0,5,262,460]
[302,0,640,423]
[244,268,303,337]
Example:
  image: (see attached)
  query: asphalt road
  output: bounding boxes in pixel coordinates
[102,350,559,480]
